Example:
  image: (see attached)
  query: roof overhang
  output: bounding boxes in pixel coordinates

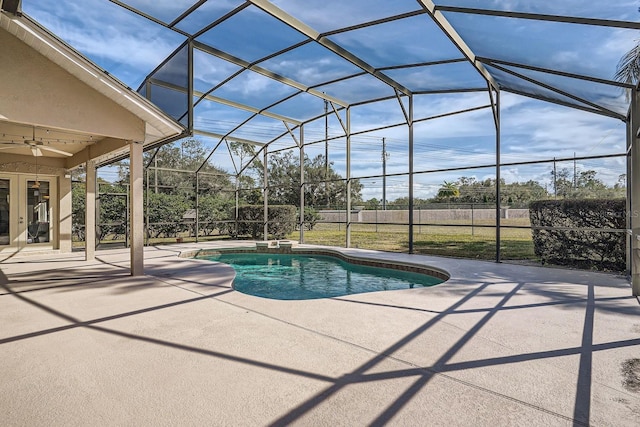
[0,9,185,166]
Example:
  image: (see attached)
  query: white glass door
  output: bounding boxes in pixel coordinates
[0,178,9,247]
[25,178,52,245]
[0,173,57,252]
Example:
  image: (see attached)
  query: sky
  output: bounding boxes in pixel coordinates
[20,0,638,200]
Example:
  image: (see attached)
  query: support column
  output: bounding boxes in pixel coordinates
[627,108,632,277]
[346,107,351,248]
[195,172,199,243]
[58,173,72,253]
[299,124,305,243]
[187,40,194,132]
[263,146,268,241]
[145,168,150,246]
[494,89,502,263]
[631,87,640,296]
[408,95,414,254]
[85,160,96,261]
[235,175,239,238]
[130,141,144,276]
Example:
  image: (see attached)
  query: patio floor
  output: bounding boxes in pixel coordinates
[1,242,639,426]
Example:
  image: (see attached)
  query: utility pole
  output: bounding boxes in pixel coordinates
[382,137,389,210]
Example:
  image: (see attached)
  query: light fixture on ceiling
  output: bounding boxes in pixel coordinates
[0,126,73,157]
[32,148,40,190]
[24,126,73,157]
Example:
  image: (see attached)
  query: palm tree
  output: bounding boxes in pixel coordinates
[615,43,640,85]
[437,181,460,207]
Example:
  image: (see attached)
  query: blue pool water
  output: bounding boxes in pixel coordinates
[199,253,444,300]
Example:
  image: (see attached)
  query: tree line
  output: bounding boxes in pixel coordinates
[72,138,360,240]
[71,138,625,240]
[364,169,625,210]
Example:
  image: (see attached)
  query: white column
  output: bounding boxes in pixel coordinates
[130,141,144,276]
[85,160,96,261]
[58,173,72,253]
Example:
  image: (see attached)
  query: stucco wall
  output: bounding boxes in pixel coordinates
[0,27,144,141]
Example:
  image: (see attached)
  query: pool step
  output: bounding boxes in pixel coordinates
[255,240,297,253]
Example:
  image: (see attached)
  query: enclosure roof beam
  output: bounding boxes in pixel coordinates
[193,41,349,107]
[296,104,492,148]
[477,57,635,89]
[196,88,321,170]
[147,77,302,126]
[435,6,640,30]
[329,101,348,135]
[505,88,625,121]
[395,90,410,125]
[487,83,499,131]
[283,121,300,148]
[488,62,626,121]
[193,130,265,147]
[378,58,468,71]
[417,0,498,91]
[248,0,412,97]
[197,93,301,125]
[321,9,429,37]
[224,139,239,175]
[108,0,191,37]
[237,145,267,177]
[412,88,488,96]
[345,88,487,110]
[266,100,492,149]
[351,152,625,181]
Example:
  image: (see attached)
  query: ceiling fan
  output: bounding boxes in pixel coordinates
[0,126,73,157]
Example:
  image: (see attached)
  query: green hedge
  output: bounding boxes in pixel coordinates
[529,199,626,271]
[236,205,296,239]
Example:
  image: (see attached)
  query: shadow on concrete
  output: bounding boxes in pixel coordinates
[266,278,634,427]
[1,259,638,426]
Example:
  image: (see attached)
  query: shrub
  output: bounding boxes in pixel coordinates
[529,199,626,271]
[197,194,234,236]
[303,207,320,230]
[236,205,296,239]
[97,192,127,240]
[147,192,191,238]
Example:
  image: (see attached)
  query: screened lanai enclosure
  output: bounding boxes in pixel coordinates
[19,1,640,290]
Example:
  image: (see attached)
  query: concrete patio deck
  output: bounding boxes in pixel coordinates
[1,242,639,426]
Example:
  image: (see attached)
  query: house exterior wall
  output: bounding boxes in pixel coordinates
[0,27,145,142]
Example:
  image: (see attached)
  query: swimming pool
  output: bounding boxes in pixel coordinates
[198,252,444,300]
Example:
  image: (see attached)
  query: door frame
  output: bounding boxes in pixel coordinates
[0,172,58,253]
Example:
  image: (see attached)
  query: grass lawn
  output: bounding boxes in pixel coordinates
[84,219,537,262]
[291,220,537,261]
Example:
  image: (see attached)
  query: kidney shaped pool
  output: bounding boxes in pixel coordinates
[197,252,445,300]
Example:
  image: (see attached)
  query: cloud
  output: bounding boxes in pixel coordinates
[21,0,631,195]
[23,0,185,86]
[270,0,419,33]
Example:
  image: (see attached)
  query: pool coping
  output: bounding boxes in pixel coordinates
[179,244,451,282]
